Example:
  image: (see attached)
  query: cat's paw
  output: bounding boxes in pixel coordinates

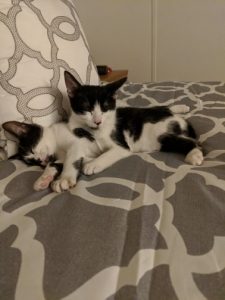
[83,161,103,175]
[171,105,190,114]
[33,174,54,191]
[51,177,76,193]
[185,148,204,166]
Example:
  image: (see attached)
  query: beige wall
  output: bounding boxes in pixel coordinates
[156,0,225,81]
[76,0,225,82]
[75,0,152,82]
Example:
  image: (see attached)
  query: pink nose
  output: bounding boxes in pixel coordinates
[95,121,101,125]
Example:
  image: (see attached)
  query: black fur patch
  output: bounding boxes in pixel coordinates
[69,85,116,115]
[73,128,95,142]
[187,122,197,139]
[111,130,129,149]
[49,162,63,178]
[73,158,83,171]
[168,121,183,135]
[159,134,197,155]
[112,106,173,147]
[16,124,43,166]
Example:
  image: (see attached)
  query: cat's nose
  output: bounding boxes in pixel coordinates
[95,121,102,126]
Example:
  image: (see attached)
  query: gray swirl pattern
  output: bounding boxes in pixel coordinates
[1,82,225,299]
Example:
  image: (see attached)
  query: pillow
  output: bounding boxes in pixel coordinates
[0,0,99,158]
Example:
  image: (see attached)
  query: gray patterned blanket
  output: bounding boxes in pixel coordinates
[1,82,225,300]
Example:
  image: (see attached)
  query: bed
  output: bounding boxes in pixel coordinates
[1,1,225,300]
[1,81,225,300]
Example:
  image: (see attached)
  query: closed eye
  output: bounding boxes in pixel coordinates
[78,96,91,111]
[23,156,42,166]
[82,102,91,111]
[101,102,109,112]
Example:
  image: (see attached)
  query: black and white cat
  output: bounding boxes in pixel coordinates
[3,120,68,190]
[3,71,203,192]
[64,72,203,182]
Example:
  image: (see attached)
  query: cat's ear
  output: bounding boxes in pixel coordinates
[64,71,81,98]
[104,77,127,95]
[2,121,32,138]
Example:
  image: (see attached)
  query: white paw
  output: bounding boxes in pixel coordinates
[180,105,190,113]
[51,176,76,193]
[171,105,190,114]
[83,161,103,175]
[185,148,204,166]
[33,174,54,191]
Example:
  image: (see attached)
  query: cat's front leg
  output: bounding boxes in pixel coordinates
[51,175,77,193]
[33,161,63,191]
[51,144,81,193]
[83,146,131,175]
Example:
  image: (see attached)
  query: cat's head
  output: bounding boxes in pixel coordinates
[2,121,54,166]
[64,71,127,129]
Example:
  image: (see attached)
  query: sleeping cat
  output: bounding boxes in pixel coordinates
[2,121,68,190]
[3,71,203,192]
[3,119,98,191]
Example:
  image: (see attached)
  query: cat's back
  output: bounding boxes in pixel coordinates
[117,106,172,124]
[115,105,187,153]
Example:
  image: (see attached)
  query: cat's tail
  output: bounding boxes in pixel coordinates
[170,105,190,114]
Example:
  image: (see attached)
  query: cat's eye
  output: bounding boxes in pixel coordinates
[101,102,109,112]
[81,100,91,111]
